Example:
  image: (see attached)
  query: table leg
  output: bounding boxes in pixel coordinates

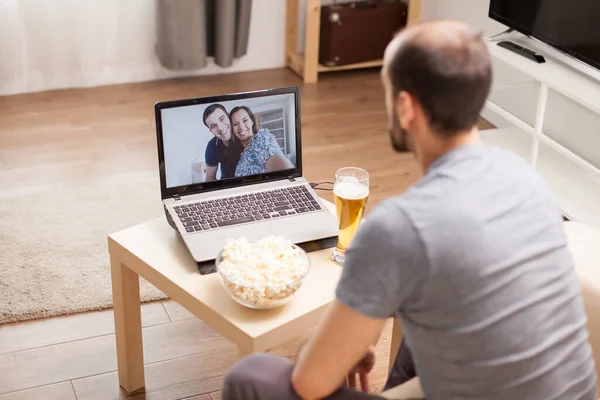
[110,254,145,392]
[238,347,251,358]
[388,318,403,374]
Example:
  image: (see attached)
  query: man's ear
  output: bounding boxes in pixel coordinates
[395,91,414,129]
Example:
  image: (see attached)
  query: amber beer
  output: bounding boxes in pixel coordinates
[331,168,369,265]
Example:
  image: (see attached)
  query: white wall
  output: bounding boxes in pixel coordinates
[296,0,505,54]
[420,0,504,36]
[162,104,213,188]
[0,0,286,96]
[0,0,503,96]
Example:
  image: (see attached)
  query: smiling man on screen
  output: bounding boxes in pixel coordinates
[219,20,598,400]
[202,104,243,182]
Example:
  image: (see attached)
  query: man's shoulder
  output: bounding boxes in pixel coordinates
[396,144,564,241]
[368,197,406,218]
[205,136,218,150]
[362,197,415,237]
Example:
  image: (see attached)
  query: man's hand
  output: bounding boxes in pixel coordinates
[346,345,376,393]
[205,166,218,182]
[291,301,386,399]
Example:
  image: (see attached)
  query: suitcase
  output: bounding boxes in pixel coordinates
[319,0,408,67]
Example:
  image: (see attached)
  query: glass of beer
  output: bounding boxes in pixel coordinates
[332,167,369,265]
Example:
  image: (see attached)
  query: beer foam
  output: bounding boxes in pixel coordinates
[334,179,369,200]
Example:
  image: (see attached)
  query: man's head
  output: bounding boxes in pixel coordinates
[381,20,492,158]
[203,104,232,142]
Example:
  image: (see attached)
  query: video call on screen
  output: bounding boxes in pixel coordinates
[161,93,297,189]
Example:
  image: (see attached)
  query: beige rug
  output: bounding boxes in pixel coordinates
[0,175,169,324]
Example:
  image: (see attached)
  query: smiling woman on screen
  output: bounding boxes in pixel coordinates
[230,106,294,177]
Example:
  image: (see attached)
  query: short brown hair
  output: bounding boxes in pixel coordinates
[387,26,492,137]
[203,104,228,127]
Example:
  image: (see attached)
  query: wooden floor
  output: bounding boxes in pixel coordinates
[0,67,494,399]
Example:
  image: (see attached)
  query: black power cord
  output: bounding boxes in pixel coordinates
[310,181,334,191]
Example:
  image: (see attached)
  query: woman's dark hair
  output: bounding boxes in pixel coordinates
[230,105,259,135]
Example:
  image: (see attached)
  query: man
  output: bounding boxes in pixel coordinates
[203,104,243,181]
[221,20,598,400]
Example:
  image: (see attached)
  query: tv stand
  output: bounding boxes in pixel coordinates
[487,27,514,42]
[480,34,600,232]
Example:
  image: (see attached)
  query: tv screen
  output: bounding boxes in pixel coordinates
[489,0,600,71]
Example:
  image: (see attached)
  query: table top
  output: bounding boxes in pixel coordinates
[108,199,342,353]
[108,196,600,355]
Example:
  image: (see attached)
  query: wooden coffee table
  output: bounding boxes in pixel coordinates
[108,199,343,393]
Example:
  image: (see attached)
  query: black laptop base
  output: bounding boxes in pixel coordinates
[196,235,339,275]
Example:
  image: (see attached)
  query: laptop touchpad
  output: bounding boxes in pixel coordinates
[226,224,273,241]
[187,224,273,262]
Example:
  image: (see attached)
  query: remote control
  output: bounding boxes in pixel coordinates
[497,41,546,63]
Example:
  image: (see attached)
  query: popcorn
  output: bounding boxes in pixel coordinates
[217,236,310,308]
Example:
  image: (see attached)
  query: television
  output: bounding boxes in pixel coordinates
[489,0,600,71]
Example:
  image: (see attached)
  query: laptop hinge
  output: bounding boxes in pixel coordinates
[288,173,300,182]
[173,194,181,201]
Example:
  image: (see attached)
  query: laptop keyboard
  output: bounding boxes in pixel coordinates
[174,185,322,233]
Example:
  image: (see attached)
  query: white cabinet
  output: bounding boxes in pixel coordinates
[481,33,600,231]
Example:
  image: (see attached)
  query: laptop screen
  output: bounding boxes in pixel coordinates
[156,88,300,197]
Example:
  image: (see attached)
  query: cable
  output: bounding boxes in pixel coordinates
[310,181,334,191]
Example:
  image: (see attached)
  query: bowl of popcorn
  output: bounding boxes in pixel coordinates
[215,236,311,309]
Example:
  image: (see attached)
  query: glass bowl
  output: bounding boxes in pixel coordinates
[215,242,311,310]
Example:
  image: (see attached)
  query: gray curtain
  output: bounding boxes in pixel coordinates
[156,0,252,70]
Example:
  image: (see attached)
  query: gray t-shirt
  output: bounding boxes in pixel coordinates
[336,143,598,400]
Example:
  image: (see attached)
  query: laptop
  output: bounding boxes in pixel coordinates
[154,86,339,265]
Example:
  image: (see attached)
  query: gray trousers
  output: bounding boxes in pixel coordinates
[222,339,417,400]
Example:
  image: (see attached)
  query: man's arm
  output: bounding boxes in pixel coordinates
[291,300,387,399]
[204,139,218,182]
[205,166,218,182]
[291,199,427,399]
[258,131,294,172]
